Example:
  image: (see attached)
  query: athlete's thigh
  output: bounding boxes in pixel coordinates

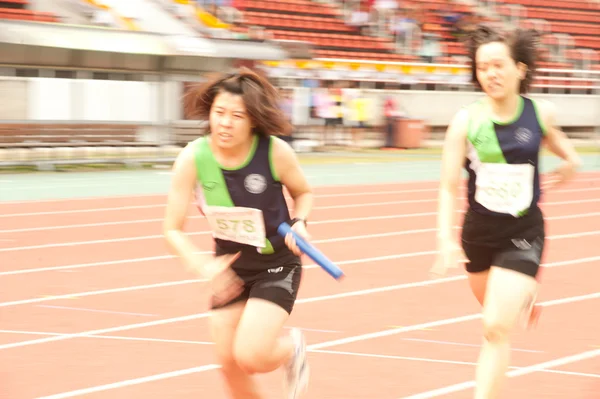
[210,301,247,364]
[233,297,292,365]
[462,241,494,305]
[234,263,302,352]
[482,235,544,326]
[482,266,538,332]
[468,269,490,306]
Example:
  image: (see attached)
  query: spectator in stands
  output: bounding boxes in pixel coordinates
[419,32,441,63]
[164,68,312,399]
[348,1,372,35]
[432,24,582,399]
[371,0,398,35]
[390,8,419,53]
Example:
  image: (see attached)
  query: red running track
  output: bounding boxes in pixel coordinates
[0,172,599,399]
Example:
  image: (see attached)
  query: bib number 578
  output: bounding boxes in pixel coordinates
[216,219,256,233]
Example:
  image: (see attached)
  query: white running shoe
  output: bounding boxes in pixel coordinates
[284,328,309,399]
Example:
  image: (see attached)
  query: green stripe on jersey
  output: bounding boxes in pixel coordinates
[466,100,507,164]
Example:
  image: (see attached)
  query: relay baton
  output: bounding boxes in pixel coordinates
[277,222,345,280]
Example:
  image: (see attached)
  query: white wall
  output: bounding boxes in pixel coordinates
[1,76,598,129]
[25,78,162,122]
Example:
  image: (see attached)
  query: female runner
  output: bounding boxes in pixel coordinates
[432,25,582,398]
[163,68,312,399]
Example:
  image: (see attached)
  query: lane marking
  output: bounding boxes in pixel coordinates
[0,187,600,234]
[3,248,600,310]
[35,364,222,399]
[540,369,600,379]
[1,172,597,207]
[1,261,598,351]
[36,305,158,318]
[0,178,600,218]
[1,206,599,253]
[285,327,341,333]
[400,338,543,353]
[401,348,600,398]
[389,326,437,332]
[312,349,600,378]
[0,279,202,308]
[26,291,600,398]
[0,330,212,346]
[0,313,211,350]
[306,292,600,351]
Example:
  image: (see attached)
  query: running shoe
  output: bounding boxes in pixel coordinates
[284,328,309,399]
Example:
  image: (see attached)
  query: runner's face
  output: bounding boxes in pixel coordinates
[475,41,524,100]
[209,91,253,148]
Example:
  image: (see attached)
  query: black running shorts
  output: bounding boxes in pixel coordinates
[210,248,303,314]
[461,206,545,278]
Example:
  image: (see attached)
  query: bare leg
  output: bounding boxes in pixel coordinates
[233,298,309,398]
[233,298,295,374]
[468,268,540,327]
[468,269,490,306]
[474,266,538,399]
[209,302,264,399]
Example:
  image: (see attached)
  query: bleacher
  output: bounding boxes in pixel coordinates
[0,0,59,23]
[1,0,597,69]
[231,0,420,62]
[0,0,598,168]
[498,0,600,69]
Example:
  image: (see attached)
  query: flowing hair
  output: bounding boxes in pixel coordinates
[466,24,541,94]
[184,67,291,137]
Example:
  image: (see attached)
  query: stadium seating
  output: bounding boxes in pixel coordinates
[0,0,60,23]
[497,0,600,69]
[226,0,495,63]
[0,0,144,30]
[2,0,597,70]
[218,0,598,70]
[230,0,423,62]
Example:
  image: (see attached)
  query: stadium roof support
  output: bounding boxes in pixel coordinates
[0,20,289,74]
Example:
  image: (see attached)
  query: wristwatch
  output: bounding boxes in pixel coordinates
[289,217,307,227]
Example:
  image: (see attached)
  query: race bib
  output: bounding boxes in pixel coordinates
[204,206,266,248]
[475,163,534,217]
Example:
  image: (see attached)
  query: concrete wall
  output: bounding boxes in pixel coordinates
[0,79,28,120]
[1,77,598,131]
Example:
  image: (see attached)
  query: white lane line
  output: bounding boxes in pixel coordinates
[36,305,158,317]
[2,205,599,252]
[27,291,600,398]
[306,291,600,351]
[0,330,213,346]
[400,337,543,353]
[1,257,598,351]
[2,245,600,309]
[34,364,222,399]
[401,348,600,398]
[311,349,600,379]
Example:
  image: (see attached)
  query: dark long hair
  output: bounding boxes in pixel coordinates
[184,67,291,137]
[467,24,541,94]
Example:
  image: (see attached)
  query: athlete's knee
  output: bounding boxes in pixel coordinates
[481,313,512,343]
[214,349,236,370]
[233,340,272,375]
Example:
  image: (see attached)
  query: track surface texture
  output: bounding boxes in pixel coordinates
[1,164,599,399]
